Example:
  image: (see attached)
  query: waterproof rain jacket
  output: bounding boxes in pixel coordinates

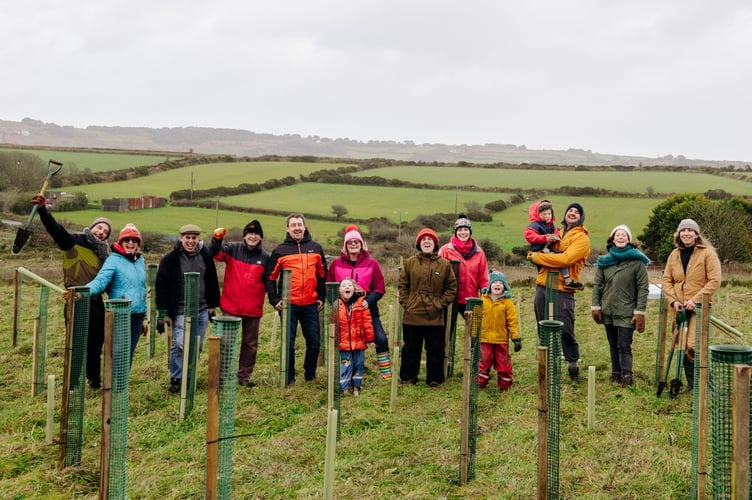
[327,249,386,315]
[524,200,560,252]
[86,245,147,313]
[438,240,488,305]
[398,252,458,326]
[480,292,520,345]
[336,295,375,351]
[210,237,270,318]
[591,258,649,328]
[531,224,590,291]
[267,230,327,307]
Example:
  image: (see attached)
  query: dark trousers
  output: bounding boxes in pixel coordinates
[237,316,260,382]
[533,285,580,363]
[605,324,634,377]
[288,303,321,382]
[129,312,146,365]
[400,324,445,385]
[371,313,389,354]
[86,296,105,384]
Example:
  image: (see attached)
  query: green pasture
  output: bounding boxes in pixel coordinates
[50,206,347,247]
[0,147,176,173]
[353,166,752,196]
[74,161,349,201]
[221,183,512,221]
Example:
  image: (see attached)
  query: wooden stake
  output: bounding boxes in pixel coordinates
[99,309,114,499]
[731,364,751,500]
[205,336,220,500]
[696,294,710,498]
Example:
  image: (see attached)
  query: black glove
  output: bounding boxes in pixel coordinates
[208,309,216,323]
[513,339,522,352]
[156,319,166,334]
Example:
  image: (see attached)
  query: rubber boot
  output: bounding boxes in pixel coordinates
[377,351,392,381]
[683,356,694,393]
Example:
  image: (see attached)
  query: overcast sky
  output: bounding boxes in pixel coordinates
[3,1,751,161]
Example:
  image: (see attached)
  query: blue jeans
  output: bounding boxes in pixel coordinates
[170,310,209,380]
[340,349,365,392]
[287,303,321,383]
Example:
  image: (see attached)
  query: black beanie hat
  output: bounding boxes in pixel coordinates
[243,219,264,238]
[565,202,585,226]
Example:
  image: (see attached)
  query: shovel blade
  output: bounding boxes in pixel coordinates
[11,227,32,255]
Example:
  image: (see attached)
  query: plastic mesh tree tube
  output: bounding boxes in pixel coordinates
[103,299,132,498]
[458,297,482,484]
[147,263,158,358]
[538,319,563,498]
[182,272,200,418]
[59,286,90,469]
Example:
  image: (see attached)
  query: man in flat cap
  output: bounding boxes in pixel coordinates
[156,224,220,393]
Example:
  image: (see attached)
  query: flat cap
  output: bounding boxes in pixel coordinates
[179,224,202,235]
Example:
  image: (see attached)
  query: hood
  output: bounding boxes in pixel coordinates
[528,200,555,224]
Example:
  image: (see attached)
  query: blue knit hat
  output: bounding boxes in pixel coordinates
[487,269,512,298]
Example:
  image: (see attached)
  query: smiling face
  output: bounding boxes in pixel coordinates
[490,281,505,295]
[339,279,355,300]
[455,227,471,242]
[243,232,261,249]
[120,237,140,254]
[612,229,630,248]
[539,208,553,224]
[564,206,581,227]
[419,235,435,254]
[287,217,306,242]
[180,233,200,254]
[91,222,111,241]
[679,228,698,247]
[345,238,362,257]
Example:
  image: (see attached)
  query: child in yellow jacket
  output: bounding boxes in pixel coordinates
[480,270,521,391]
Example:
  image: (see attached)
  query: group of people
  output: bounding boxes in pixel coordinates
[32,189,721,396]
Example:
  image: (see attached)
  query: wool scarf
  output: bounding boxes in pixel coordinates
[596,245,650,268]
[449,235,476,259]
[84,227,110,263]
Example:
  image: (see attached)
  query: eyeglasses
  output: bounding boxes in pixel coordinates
[346,240,361,245]
[122,237,140,243]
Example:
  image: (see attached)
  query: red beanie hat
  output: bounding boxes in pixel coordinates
[117,223,142,245]
[415,228,439,251]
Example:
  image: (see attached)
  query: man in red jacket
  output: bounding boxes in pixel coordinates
[266,214,327,384]
[210,219,270,388]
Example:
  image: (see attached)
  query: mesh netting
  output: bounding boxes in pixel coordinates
[33,286,50,396]
[62,286,90,468]
[105,299,132,498]
[446,259,461,378]
[325,282,341,437]
[183,272,200,418]
[538,319,563,498]
[467,297,482,481]
[212,316,241,498]
[279,269,292,388]
[147,263,158,359]
[708,344,752,498]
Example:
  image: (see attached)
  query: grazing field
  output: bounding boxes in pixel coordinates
[71,161,348,201]
[0,147,177,173]
[353,166,752,195]
[1,242,751,498]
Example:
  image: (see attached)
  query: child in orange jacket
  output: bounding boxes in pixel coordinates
[479,270,521,391]
[335,278,375,396]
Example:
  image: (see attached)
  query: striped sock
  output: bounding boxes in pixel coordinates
[377,351,392,380]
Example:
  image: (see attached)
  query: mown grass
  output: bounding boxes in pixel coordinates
[0,147,177,173]
[70,161,351,201]
[352,166,752,196]
[2,246,751,498]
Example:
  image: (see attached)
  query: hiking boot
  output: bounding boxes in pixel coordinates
[610,373,621,383]
[564,280,584,291]
[168,378,181,393]
[428,381,441,388]
[399,378,418,386]
[568,362,580,383]
[238,380,256,388]
[620,375,633,387]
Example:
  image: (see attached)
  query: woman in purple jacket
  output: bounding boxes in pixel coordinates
[327,225,391,380]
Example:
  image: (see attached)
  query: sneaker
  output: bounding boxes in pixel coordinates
[353,387,360,397]
[564,280,584,291]
[168,378,181,393]
[238,380,256,388]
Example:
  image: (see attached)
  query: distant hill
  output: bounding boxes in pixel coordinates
[1,117,747,168]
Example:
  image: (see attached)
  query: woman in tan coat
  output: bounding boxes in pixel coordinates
[661,218,721,387]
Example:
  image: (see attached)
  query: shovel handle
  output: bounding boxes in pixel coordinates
[25,160,63,228]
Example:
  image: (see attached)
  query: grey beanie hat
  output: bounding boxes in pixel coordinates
[676,218,700,234]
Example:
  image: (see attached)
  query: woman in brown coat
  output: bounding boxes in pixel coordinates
[661,218,721,387]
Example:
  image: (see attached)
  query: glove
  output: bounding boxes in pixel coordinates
[526,251,538,264]
[513,339,522,352]
[591,310,603,324]
[631,314,646,333]
[141,319,149,337]
[213,227,227,239]
[208,309,216,323]
[31,193,47,207]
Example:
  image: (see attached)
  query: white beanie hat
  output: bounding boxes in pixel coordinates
[609,224,632,242]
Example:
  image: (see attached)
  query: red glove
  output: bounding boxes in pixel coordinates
[31,193,47,207]
[213,227,227,239]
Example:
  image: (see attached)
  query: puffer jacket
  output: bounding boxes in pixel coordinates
[480,292,520,345]
[337,295,375,351]
[86,245,147,313]
[591,258,649,328]
[661,242,721,305]
[326,249,385,315]
[531,224,590,291]
[438,240,488,305]
[524,200,560,252]
[267,230,327,307]
[210,238,269,317]
[398,252,458,326]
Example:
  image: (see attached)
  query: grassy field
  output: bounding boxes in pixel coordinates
[352,166,752,196]
[2,243,751,498]
[70,161,349,201]
[0,147,178,173]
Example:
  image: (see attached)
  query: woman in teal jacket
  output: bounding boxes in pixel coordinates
[86,224,147,365]
[591,224,650,387]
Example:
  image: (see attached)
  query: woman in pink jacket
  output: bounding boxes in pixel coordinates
[438,214,489,316]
